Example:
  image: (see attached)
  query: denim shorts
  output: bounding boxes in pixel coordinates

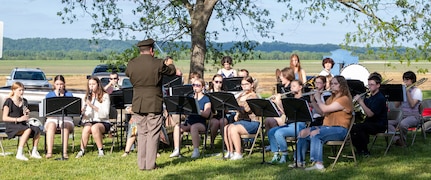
[233,120,260,134]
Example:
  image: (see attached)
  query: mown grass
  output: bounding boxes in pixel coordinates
[1,127,431,179]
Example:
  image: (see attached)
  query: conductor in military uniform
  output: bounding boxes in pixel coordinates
[126,38,176,170]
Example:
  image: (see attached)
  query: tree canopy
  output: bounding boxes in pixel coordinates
[58,0,275,76]
[58,0,431,75]
[279,0,430,73]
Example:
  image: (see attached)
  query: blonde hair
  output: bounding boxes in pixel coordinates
[9,81,24,97]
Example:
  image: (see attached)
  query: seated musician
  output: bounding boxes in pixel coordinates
[44,75,75,159]
[217,56,238,78]
[76,77,111,158]
[223,76,259,160]
[104,72,121,94]
[292,76,353,170]
[309,75,331,127]
[265,67,295,134]
[388,71,423,146]
[351,73,387,156]
[267,80,307,164]
[289,54,307,84]
[208,74,229,148]
[2,82,42,161]
[169,78,211,158]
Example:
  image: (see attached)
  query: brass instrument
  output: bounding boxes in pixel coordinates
[381,78,393,85]
[406,78,427,90]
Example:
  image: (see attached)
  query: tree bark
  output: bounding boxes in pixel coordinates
[188,0,217,79]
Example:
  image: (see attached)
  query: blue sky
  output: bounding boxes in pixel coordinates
[0,0,358,45]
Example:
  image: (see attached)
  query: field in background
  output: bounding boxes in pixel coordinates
[0,60,430,95]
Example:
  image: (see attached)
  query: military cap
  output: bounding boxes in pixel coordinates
[136,38,155,47]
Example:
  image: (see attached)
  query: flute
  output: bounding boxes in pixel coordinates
[302,90,332,97]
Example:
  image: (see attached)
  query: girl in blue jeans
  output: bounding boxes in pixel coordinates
[292,76,353,171]
[268,80,307,164]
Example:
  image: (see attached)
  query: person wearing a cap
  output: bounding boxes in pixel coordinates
[126,38,176,170]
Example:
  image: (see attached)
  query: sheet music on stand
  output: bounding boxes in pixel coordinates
[379,84,406,102]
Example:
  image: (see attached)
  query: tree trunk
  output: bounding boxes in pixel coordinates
[188,0,217,80]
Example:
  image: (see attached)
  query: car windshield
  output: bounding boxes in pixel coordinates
[14,71,46,80]
[94,65,126,74]
[122,79,132,88]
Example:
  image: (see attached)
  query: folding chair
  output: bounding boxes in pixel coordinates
[409,99,431,145]
[0,123,9,156]
[89,106,118,153]
[182,119,210,153]
[325,115,356,170]
[241,122,262,156]
[370,109,403,156]
[421,99,431,133]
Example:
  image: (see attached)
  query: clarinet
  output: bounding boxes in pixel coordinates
[79,90,92,126]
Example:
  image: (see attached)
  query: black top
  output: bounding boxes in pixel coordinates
[364,91,387,127]
[2,98,28,118]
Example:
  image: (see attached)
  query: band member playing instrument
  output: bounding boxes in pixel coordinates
[351,73,387,156]
[2,82,42,161]
[208,74,229,148]
[104,72,121,94]
[170,78,211,158]
[292,76,353,170]
[76,77,111,158]
[290,54,307,84]
[319,57,335,77]
[265,67,295,134]
[267,80,307,164]
[388,71,423,147]
[223,76,259,160]
[309,75,331,127]
[45,75,74,159]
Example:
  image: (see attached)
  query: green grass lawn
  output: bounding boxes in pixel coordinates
[1,126,431,179]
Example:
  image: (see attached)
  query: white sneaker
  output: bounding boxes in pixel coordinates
[279,155,288,164]
[305,164,325,171]
[288,162,306,168]
[191,149,200,158]
[31,151,42,159]
[98,151,104,157]
[224,152,232,159]
[16,154,28,161]
[75,151,84,158]
[230,152,243,160]
[270,154,280,164]
[169,149,180,158]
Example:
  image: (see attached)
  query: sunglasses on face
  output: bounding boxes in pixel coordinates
[192,84,202,87]
[110,78,118,80]
[213,80,222,84]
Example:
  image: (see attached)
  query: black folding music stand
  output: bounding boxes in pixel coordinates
[281,97,313,168]
[246,99,281,164]
[380,84,406,102]
[163,75,183,87]
[347,79,367,97]
[164,95,200,157]
[110,89,125,150]
[222,77,243,92]
[206,92,239,159]
[44,97,81,160]
[169,85,194,97]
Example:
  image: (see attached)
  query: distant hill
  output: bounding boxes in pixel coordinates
[3,37,341,53]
